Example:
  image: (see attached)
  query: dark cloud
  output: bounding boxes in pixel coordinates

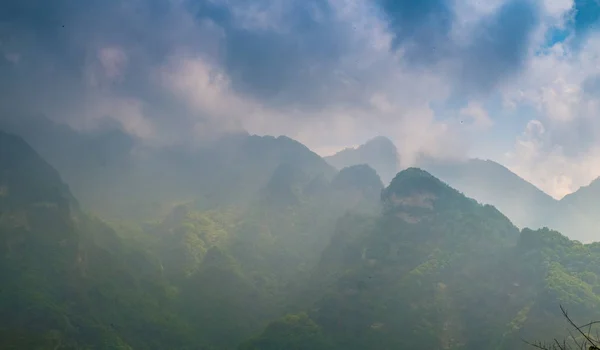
[0,0,368,127]
[459,0,539,93]
[378,0,453,64]
[185,0,359,110]
[0,0,219,139]
[0,0,548,149]
[378,0,540,94]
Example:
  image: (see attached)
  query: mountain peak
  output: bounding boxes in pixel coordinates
[325,136,399,184]
[0,130,76,210]
[381,167,479,219]
[384,167,451,197]
[363,135,396,150]
[331,164,383,193]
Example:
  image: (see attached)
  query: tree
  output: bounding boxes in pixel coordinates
[526,305,600,350]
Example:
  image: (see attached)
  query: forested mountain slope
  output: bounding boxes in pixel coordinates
[422,158,597,243]
[326,136,598,242]
[3,129,600,350]
[247,169,600,350]
[0,131,197,349]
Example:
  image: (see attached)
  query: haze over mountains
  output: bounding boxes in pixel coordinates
[3,122,600,349]
[326,136,600,243]
[5,0,600,348]
[3,115,599,244]
[324,136,400,185]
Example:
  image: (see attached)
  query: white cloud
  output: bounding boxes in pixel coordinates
[503,33,600,197]
[459,101,494,130]
[6,0,600,199]
[506,120,600,199]
[65,93,156,140]
[141,0,467,163]
[160,54,254,120]
[542,0,574,19]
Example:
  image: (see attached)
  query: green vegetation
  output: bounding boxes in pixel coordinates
[3,129,600,349]
[239,313,334,350]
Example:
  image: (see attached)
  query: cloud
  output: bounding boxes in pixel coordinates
[459,102,494,130]
[378,0,540,95]
[503,31,600,197]
[4,0,592,183]
[506,119,600,199]
[378,0,453,65]
[458,0,539,93]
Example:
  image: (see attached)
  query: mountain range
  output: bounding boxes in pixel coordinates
[3,115,599,241]
[2,121,600,349]
[326,136,600,243]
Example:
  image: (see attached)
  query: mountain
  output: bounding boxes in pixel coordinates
[329,165,384,215]
[419,158,600,242]
[324,137,562,233]
[260,163,312,207]
[561,177,600,209]
[239,313,334,350]
[0,130,78,212]
[419,158,559,230]
[243,168,600,350]
[0,131,198,349]
[7,126,600,350]
[1,117,336,221]
[144,164,385,344]
[331,164,383,194]
[325,136,399,184]
[301,168,522,349]
[554,178,600,242]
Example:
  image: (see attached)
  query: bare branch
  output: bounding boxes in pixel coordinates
[526,305,600,350]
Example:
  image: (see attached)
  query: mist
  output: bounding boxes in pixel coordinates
[3,0,600,349]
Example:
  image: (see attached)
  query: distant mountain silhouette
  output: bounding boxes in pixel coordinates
[325,136,399,184]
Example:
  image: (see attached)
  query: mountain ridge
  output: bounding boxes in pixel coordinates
[326,137,599,242]
[3,130,600,349]
[325,136,400,185]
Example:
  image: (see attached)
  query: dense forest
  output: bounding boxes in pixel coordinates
[2,127,600,350]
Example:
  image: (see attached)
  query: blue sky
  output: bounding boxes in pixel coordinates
[1,0,600,198]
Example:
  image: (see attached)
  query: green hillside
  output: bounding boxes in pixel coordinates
[2,130,600,350]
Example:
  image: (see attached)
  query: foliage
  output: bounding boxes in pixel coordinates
[7,129,600,350]
[239,313,334,350]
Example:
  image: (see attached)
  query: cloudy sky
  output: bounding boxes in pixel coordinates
[1,0,600,198]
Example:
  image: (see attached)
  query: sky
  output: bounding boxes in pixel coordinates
[1,0,600,199]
